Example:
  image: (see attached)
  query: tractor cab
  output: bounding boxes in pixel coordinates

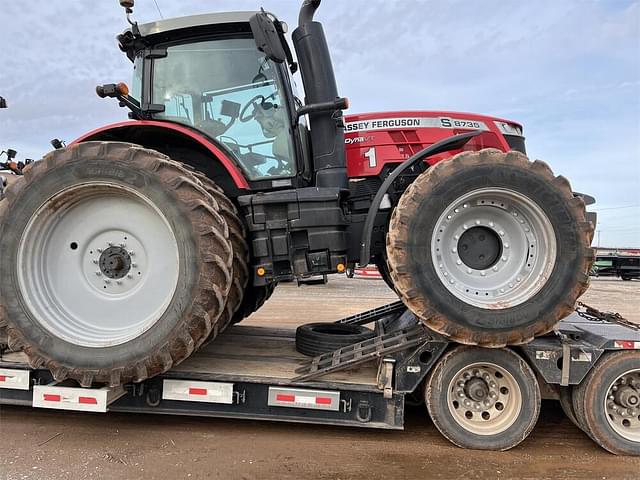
[119,13,301,183]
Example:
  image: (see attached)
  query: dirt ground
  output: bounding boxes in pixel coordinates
[0,276,638,480]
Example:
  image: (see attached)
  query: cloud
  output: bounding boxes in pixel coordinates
[1,0,638,245]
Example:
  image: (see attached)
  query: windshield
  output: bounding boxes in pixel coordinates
[151,38,296,180]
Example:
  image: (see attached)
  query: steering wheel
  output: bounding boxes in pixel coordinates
[239,95,266,123]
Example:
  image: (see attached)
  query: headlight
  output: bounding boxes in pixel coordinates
[494,121,523,136]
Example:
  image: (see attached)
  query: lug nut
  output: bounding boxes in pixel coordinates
[95,271,102,276]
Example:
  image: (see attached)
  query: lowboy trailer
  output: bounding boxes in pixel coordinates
[1,302,638,455]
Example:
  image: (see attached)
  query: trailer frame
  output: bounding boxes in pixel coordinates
[1,304,639,437]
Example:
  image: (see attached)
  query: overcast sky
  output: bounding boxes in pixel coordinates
[1,0,638,246]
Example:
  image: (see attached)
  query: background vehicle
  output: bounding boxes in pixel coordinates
[0,0,593,387]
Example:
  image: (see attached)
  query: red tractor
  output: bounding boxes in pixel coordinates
[0,0,593,386]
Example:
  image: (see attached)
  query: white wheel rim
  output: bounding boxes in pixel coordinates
[605,368,640,442]
[447,362,523,435]
[17,183,180,348]
[431,187,557,309]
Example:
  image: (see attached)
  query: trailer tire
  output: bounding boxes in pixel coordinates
[425,346,541,451]
[0,142,233,386]
[558,386,581,429]
[572,351,640,455]
[387,148,594,347]
[295,322,376,357]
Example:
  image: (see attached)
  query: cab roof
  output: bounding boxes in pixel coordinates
[138,11,257,38]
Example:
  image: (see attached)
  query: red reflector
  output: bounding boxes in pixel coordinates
[79,396,98,405]
[616,340,635,349]
[189,387,207,396]
[0,375,6,382]
[276,394,295,402]
[316,397,332,405]
[43,394,61,402]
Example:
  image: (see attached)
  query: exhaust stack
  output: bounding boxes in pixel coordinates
[293,0,347,189]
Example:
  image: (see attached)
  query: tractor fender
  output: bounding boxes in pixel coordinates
[71,120,249,190]
[358,130,482,266]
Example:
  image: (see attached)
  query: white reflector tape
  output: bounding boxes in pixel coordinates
[268,387,340,411]
[0,368,30,390]
[162,380,233,404]
[614,341,640,350]
[33,384,123,413]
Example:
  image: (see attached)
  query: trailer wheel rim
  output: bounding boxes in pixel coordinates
[431,187,556,309]
[17,183,180,348]
[447,362,522,435]
[604,369,640,442]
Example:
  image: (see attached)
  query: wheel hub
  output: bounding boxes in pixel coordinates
[616,386,639,408]
[457,226,502,271]
[464,376,490,402]
[605,370,640,442]
[447,363,522,435]
[431,187,557,309]
[99,246,132,279]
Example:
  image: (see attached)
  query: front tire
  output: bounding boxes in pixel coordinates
[425,346,541,451]
[0,142,233,386]
[387,149,594,346]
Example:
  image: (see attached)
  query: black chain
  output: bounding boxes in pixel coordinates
[576,302,640,331]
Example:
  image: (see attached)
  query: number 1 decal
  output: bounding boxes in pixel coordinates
[364,147,377,168]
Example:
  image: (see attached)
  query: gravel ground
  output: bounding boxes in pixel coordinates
[0,276,638,479]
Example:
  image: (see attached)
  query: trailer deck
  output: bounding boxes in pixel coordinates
[1,306,638,441]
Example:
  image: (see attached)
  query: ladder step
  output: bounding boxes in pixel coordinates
[335,300,406,326]
[293,325,432,382]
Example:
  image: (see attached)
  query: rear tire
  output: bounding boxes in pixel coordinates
[388,149,594,346]
[0,142,233,386]
[425,346,540,451]
[191,173,249,334]
[572,351,640,455]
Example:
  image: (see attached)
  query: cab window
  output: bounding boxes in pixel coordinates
[151,38,296,180]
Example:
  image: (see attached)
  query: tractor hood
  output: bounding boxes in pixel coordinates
[343,110,526,177]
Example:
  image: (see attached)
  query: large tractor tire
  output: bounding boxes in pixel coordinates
[387,149,594,346]
[191,173,249,334]
[190,171,275,327]
[0,142,233,386]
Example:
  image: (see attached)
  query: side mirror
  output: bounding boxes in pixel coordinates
[250,12,287,64]
[0,96,6,108]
